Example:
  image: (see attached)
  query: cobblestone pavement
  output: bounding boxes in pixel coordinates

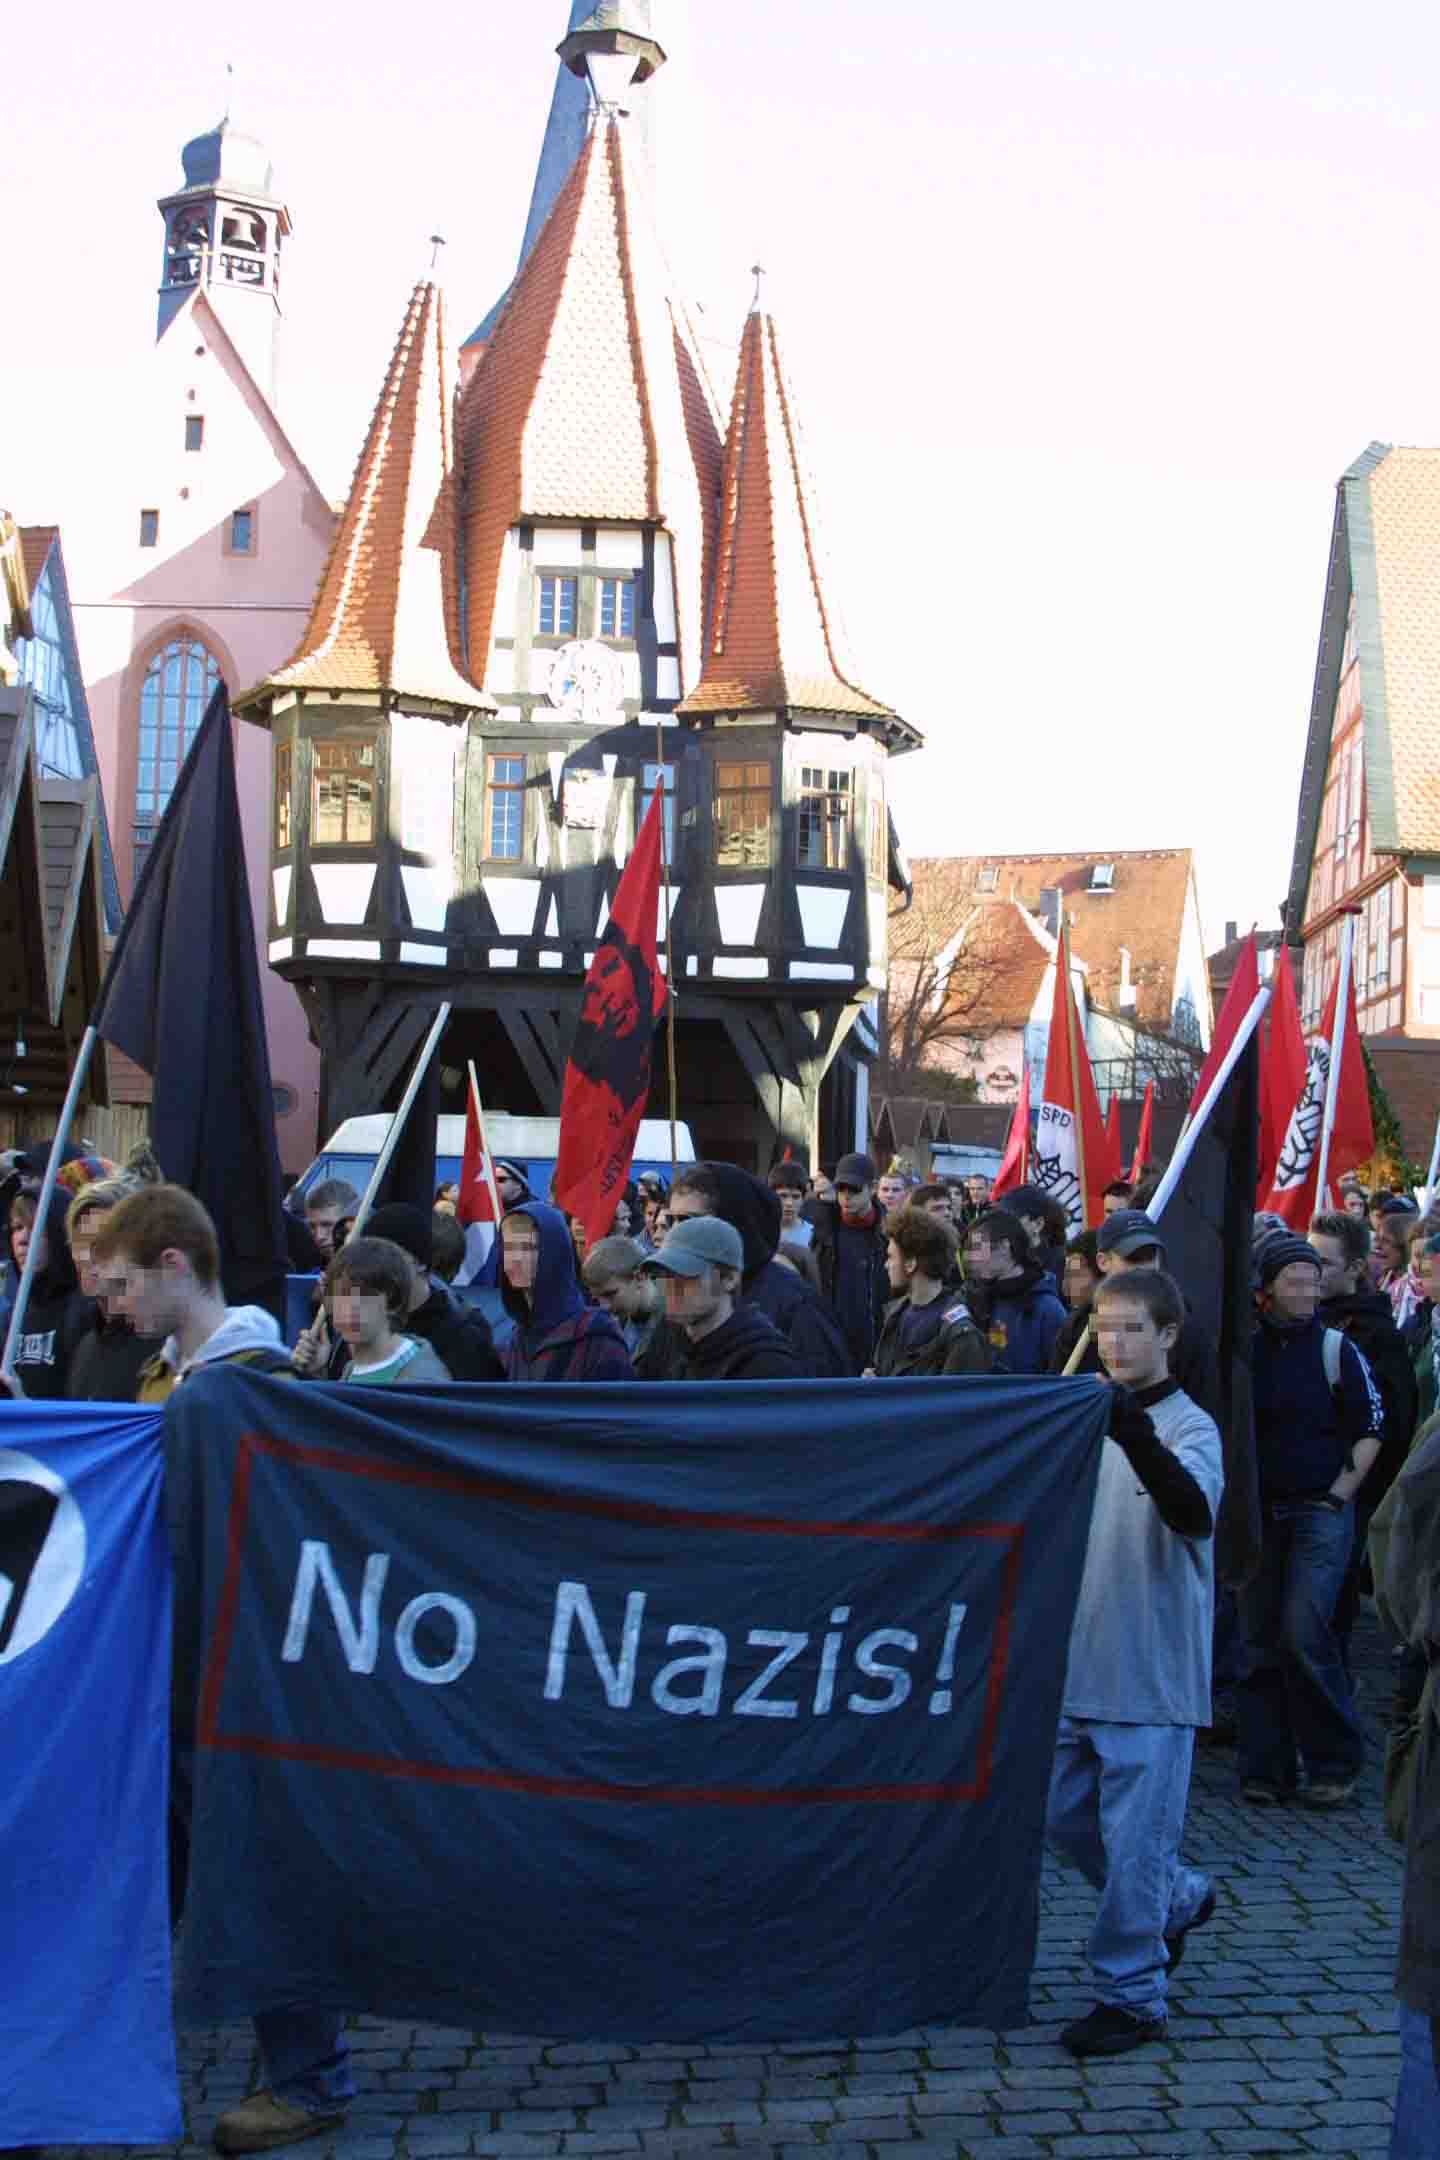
[54,1617,1407,2160]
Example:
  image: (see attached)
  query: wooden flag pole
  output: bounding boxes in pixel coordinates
[1060,1317,1094,1378]
[467,1060,503,1223]
[1059,919,1090,1227]
[655,719,679,1178]
[1314,911,1358,1214]
[1,1025,100,1385]
[351,1002,452,1239]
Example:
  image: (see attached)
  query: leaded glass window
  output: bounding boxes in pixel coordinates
[312,739,377,845]
[715,760,771,867]
[17,570,84,780]
[797,766,851,870]
[134,633,221,871]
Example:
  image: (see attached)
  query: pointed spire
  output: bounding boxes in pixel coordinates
[678,310,898,724]
[458,114,722,692]
[258,280,489,710]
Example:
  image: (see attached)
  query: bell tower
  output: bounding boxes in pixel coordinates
[156,109,290,401]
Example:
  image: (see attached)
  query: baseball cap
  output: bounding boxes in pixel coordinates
[643,1215,744,1277]
[834,1152,877,1189]
[1096,1208,1167,1260]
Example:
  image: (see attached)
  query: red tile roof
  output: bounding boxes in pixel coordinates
[902,850,1201,1036]
[678,311,895,722]
[457,115,722,689]
[253,281,486,709]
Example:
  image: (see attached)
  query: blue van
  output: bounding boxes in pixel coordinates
[292,1113,695,1208]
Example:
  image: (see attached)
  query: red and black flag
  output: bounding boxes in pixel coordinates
[552,792,668,1250]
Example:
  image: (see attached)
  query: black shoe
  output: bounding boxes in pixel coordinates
[1165,1884,1216,1974]
[1061,2003,1167,2058]
[1240,1777,1290,1805]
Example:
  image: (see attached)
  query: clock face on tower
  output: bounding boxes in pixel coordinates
[545,640,625,726]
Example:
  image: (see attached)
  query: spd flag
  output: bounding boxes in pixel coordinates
[1258,943,1305,1203]
[1264,958,1374,1226]
[552,792,667,1247]
[1034,924,1108,1229]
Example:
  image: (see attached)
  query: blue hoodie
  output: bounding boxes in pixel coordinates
[500,1202,632,1382]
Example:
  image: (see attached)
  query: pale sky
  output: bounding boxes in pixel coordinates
[7,0,1440,952]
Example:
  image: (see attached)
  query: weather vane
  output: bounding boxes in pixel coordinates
[429,234,447,273]
[750,262,766,311]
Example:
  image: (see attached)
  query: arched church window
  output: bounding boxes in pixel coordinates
[134,633,222,874]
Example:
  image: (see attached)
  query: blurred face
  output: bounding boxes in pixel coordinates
[836,1179,873,1222]
[966,1177,990,1209]
[963,1231,1002,1282]
[1094,1295,1177,1390]
[918,1190,953,1223]
[1099,1241,1163,1276]
[612,1197,633,1236]
[1375,1220,1408,1273]
[885,1237,912,1296]
[1267,1260,1321,1324]
[587,1269,647,1320]
[8,1199,41,1273]
[306,1206,344,1259]
[774,1184,804,1228]
[100,1252,188,1338]
[661,1263,730,1337]
[1309,1231,1360,1302]
[1063,1252,1101,1310]
[876,1175,906,1214]
[666,1188,708,1228]
[1103,1189,1132,1217]
[1342,1189,1369,1220]
[653,1209,673,1240]
[329,1280,392,1352]
[502,1219,540,1294]
[496,1166,526,1209]
[69,1210,107,1299]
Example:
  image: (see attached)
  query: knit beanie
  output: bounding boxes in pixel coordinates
[1255,1231,1321,1289]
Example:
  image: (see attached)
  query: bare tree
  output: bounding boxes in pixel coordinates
[878,872,1041,1104]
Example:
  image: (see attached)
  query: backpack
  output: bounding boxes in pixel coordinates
[1322,1327,1344,1398]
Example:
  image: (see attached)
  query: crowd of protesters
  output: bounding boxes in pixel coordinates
[1,1138,1437,2156]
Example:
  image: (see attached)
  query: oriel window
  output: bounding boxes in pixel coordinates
[537,576,578,638]
[600,578,636,639]
[312,739,376,845]
[797,766,852,870]
[486,753,527,861]
[714,760,771,868]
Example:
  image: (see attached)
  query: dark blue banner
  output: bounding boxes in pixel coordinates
[0,1402,180,2144]
[168,1370,1108,2040]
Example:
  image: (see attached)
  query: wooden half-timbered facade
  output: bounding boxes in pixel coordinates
[238,5,918,1169]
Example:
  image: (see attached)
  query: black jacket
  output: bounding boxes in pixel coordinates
[698,1163,851,1378]
[873,1293,990,1378]
[411,1276,504,1381]
[66,1309,162,1402]
[7,1181,90,1399]
[679,1304,802,1381]
[809,1201,890,1372]
[1320,1287,1419,1506]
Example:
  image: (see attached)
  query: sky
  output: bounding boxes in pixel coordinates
[6,0,1440,952]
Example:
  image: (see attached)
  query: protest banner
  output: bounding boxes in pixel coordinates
[1,1403,179,2146]
[168,1367,1109,2041]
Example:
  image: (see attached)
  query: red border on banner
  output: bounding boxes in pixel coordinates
[196,1429,1026,1804]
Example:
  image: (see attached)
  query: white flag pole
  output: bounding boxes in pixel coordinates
[1145,985,1271,1227]
[1313,913,1357,1215]
[350,1003,451,1239]
[1421,1110,1440,1217]
[1,1025,100,1387]
[467,1059,503,1223]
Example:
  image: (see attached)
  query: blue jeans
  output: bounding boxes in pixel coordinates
[1236,1496,1364,1789]
[1046,1717,1209,2021]
[1390,2003,1440,2159]
[254,2007,354,2114]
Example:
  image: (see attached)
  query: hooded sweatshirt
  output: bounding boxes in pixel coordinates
[67,1306,164,1402]
[679,1302,802,1381]
[971,1258,1067,1376]
[696,1163,851,1379]
[136,1304,294,1405]
[809,1201,890,1372]
[7,1180,92,1399]
[501,1202,632,1382]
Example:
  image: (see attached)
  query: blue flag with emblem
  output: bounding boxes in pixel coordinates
[1,1401,179,2143]
[169,1368,1108,2040]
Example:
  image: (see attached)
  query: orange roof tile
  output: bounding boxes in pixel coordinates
[457,115,722,689]
[901,850,1201,1036]
[19,526,56,590]
[251,281,487,710]
[678,310,895,723]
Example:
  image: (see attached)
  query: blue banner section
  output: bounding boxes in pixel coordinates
[0,1401,180,2144]
[169,1371,1108,2041]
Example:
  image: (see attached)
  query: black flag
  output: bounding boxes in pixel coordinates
[91,684,288,1315]
[1155,1031,1263,1585]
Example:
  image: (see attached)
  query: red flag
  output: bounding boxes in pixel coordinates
[1102,1095,1123,1188]
[552,792,668,1248]
[1035,923,1109,1229]
[1129,1080,1154,1186]
[1188,934,1261,1121]
[1258,944,1305,1203]
[992,1060,1030,1198]
[1264,940,1374,1226]
[458,1065,502,1226]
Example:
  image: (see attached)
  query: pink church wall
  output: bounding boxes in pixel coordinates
[66,291,334,1169]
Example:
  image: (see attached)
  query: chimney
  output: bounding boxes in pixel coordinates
[1037,886,1062,937]
[1225,919,1238,947]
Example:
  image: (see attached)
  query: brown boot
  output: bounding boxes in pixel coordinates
[213,2089,346,2153]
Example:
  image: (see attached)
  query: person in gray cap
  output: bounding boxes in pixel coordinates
[1086,1210,1222,1423]
[645,1216,800,1380]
